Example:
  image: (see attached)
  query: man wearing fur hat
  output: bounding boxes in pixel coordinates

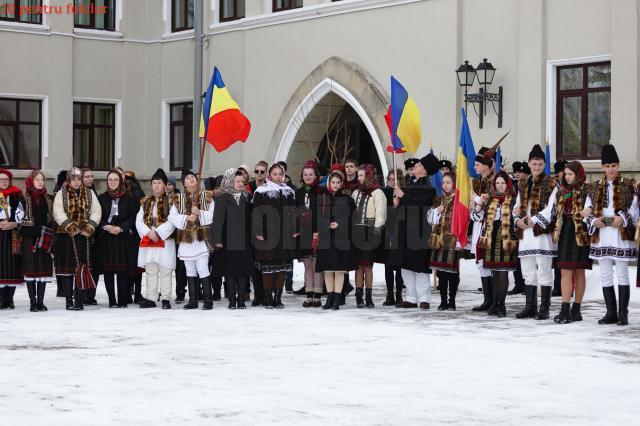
[513,144,559,320]
[53,167,102,310]
[168,169,215,310]
[582,144,638,326]
[469,146,496,311]
[136,168,177,309]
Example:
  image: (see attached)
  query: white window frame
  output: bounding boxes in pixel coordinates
[0,0,51,31]
[72,0,124,37]
[546,54,611,163]
[162,0,195,39]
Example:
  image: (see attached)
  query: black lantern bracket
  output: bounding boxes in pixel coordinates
[456,59,503,129]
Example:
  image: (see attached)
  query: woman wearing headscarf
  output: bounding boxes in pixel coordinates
[0,168,25,309]
[20,170,54,311]
[96,169,138,308]
[211,168,253,309]
[351,164,386,308]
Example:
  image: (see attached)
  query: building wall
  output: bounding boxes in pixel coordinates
[1,0,638,190]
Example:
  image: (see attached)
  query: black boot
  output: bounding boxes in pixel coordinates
[302,292,314,308]
[27,282,37,312]
[383,291,395,306]
[365,288,374,308]
[73,288,84,311]
[212,277,222,301]
[36,282,47,311]
[312,292,323,308]
[598,286,618,325]
[56,279,64,297]
[570,302,582,321]
[331,292,341,310]
[105,275,117,308]
[536,286,551,320]
[228,279,237,310]
[340,279,354,306]
[617,285,630,326]
[85,287,98,305]
[554,302,572,324]
[355,287,365,309]
[284,272,294,293]
[263,290,274,309]
[252,278,263,306]
[162,300,171,309]
[395,290,403,308]
[487,278,500,316]
[183,278,199,309]
[515,285,538,319]
[237,278,247,309]
[472,277,493,311]
[448,277,458,311]
[322,292,334,310]
[4,286,16,309]
[63,278,74,310]
[201,277,213,310]
[273,289,284,309]
[437,275,448,311]
[139,299,157,308]
[507,282,525,295]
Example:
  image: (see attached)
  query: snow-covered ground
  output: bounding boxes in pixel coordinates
[1,260,639,425]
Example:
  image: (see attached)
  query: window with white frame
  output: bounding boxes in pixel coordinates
[172,0,194,32]
[0,98,42,169]
[219,0,244,22]
[73,102,115,170]
[170,102,193,171]
[74,0,117,31]
[0,0,43,24]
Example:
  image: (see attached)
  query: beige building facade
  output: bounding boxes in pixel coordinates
[1,0,639,187]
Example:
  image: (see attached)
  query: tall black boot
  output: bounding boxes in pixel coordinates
[63,277,74,310]
[5,286,16,309]
[355,287,365,309]
[496,273,509,318]
[116,272,130,308]
[365,288,374,308]
[617,285,630,326]
[536,286,551,320]
[227,278,237,310]
[472,277,493,311]
[212,276,222,301]
[175,260,187,303]
[201,276,213,310]
[263,289,274,309]
[273,289,284,309]
[598,286,618,324]
[487,277,500,316]
[183,277,199,309]
[73,288,84,311]
[56,278,64,297]
[252,273,263,306]
[36,282,48,311]
[104,273,117,307]
[515,285,538,319]
[236,277,247,309]
[448,275,458,311]
[27,281,37,312]
[437,274,448,311]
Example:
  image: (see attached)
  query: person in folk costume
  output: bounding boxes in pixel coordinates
[168,169,215,310]
[469,146,496,311]
[20,170,55,311]
[351,164,387,309]
[53,167,101,310]
[582,144,638,326]
[211,168,254,309]
[295,160,324,308]
[403,158,419,186]
[551,160,569,298]
[392,153,438,309]
[381,169,405,307]
[0,169,25,309]
[507,161,529,296]
[439,160,453,174]
[135,168,177,309]
[251,163,297,309]
[427,172,462,311]
[513,144,559,320]
[551,161,592,324]
[473,170,520,317]
[315,170,357,310]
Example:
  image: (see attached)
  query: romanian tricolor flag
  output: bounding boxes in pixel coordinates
[390,76,421,153]
[451,109,477,247]
[199,67,251,153]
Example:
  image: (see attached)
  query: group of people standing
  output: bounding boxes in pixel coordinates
[0,143,638,325]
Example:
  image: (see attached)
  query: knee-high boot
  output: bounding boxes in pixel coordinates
[515,285,538,319]
[472,277,493,311]
[227,277,237,309]
[536,286,551,320]
[617,285,629,326]
[27,281,37,312]
[63,277,74,310]
[598,286,618,324]
[183,277,199,309]
[448,274,458,311]
[36,282,47,311]
[201,276,213,310]
[56,277,64,297]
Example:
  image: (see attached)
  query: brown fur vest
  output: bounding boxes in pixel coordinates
[174,190,213,244]
[428,194,456,250]
[590,176,636,243]
[553,183,590,247]
[516,174,557,238]
[477,194,518,255]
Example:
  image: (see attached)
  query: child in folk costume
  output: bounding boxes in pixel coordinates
[427,172,461,311]
[295,160,324,308]
[513,144,559,320]
[315,171,357,310]
[211,168,254,309]
[552,161,592,324]
[136,169,177,310]
[20,170,55,312]
[583,145,638,326]
[168,169,215,310]
[0,168,24,309]
[53,167,102,310]
[474,171,519,318]
[351,164,387,309]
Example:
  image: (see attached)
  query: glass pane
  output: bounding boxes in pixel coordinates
[588,64,611,88]
[74,0,92,26]
[94,104,113,125]
[73,103,91,124]
[73,128,91,168]
[559,67,583,90]
[0,99,17,122]
[184,103,193,121]
[19,0,42,24]
[173,0,184,29]
[172,125,184,168]
[17,124,39,168]
[561,96,582,156]
[587,92,611,157]
[0,126,15,167]
[19,100,39,122]
[221,0,234,19]
[171,104,183,121]
[0,1,14,20]
[237,0,245,17]
[186,0,194,28]
[94,127,113,169]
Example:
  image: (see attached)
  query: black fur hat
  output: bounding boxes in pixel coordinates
[601,144,619,165]
[151,168,168,185]
[528,144,546,161]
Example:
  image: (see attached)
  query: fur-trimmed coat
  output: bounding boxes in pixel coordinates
[53,186,101,236]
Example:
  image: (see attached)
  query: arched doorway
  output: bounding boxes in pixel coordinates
[269,57,391,181]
